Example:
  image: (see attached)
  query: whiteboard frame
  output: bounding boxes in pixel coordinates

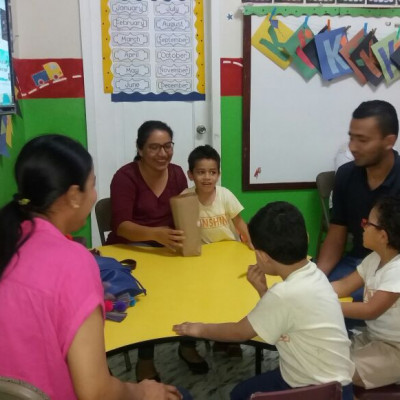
[242,6,400,191]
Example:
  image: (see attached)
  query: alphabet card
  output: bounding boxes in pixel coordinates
[283,23,317,80]
[251,15,293,69]
[372,32,400,84]
[315,27,353,80]
[391,46,400,70]
[350,31,383,86]
[339,29,367,85]
[302,25,329,73]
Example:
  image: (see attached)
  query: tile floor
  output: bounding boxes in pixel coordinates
[108,341,279,400]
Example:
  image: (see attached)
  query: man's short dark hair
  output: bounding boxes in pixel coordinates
[353,100,399,137]
[248,202,308,265]
[375,195,400,252]
[188,145,221,172]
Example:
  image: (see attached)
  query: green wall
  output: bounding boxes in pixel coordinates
[0,98,91,244]
[220,96,321,257]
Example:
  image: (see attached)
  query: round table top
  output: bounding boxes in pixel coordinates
[100,241,278,352]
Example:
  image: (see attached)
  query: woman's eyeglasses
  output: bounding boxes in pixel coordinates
[147,142,174,153]
[361,218,382,230]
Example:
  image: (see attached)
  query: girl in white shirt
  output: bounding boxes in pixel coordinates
[332,195,400,389]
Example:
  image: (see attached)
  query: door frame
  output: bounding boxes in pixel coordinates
[79,0,221,246]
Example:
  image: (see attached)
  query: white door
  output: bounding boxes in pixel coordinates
[79,0,220,246]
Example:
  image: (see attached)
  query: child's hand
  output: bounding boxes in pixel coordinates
[247,264,267,297]
[246,240,255,250]
[173,322,203,337]
[137,380,183,400]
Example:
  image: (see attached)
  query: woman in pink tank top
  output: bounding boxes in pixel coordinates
[0,134,185,400]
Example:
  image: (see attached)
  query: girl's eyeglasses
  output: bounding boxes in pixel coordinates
[361,218,383,230]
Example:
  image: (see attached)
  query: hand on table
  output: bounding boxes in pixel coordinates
[173,322,203,338]
[155,227,185,251]
[247,264,267,297]
[138,380,183,400]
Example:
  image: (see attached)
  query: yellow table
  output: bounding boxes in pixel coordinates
[100,241,350,374]
[100,241,280,353]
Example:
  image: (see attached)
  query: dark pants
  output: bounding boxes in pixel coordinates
[328,255,364,302]
[230,368,353,400]
[138,339,196,359]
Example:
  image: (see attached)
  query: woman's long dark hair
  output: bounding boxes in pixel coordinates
[0,134,92,279]
[374,196,400,252]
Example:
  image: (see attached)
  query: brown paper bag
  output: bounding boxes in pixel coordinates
[170,192,202,256]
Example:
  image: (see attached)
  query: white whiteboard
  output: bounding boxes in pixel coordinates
[243,11,400,189]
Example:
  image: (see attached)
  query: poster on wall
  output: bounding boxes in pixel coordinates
[101,0,205,102]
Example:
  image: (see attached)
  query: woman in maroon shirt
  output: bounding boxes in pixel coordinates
[107,121,187,248]
[108,120,208,381]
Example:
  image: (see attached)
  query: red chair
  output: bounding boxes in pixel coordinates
[353,384,400,400]
[250,381,342,400]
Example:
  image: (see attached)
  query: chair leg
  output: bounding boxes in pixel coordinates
[123,351,132,371]
[255,347,263,375]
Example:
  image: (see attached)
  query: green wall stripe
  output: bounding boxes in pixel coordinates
[221,96,320,256]
[0,98,91,245]
[243,5,400,17]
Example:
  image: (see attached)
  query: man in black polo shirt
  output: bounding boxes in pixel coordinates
[318,100,400,301]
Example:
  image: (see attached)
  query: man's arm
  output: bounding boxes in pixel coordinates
[331,270,364,298]
[173,316,257,342]
[317,224,348,275]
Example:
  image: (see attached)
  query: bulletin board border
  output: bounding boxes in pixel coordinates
[242,6,400,191]
[243,6,400,17]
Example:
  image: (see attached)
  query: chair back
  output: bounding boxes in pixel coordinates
[354,383,400,400]
[250,381,342,400]
[0,377,50,400]
[95,198,112,246]
[315,171,335,257]
[316,171,335,231]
